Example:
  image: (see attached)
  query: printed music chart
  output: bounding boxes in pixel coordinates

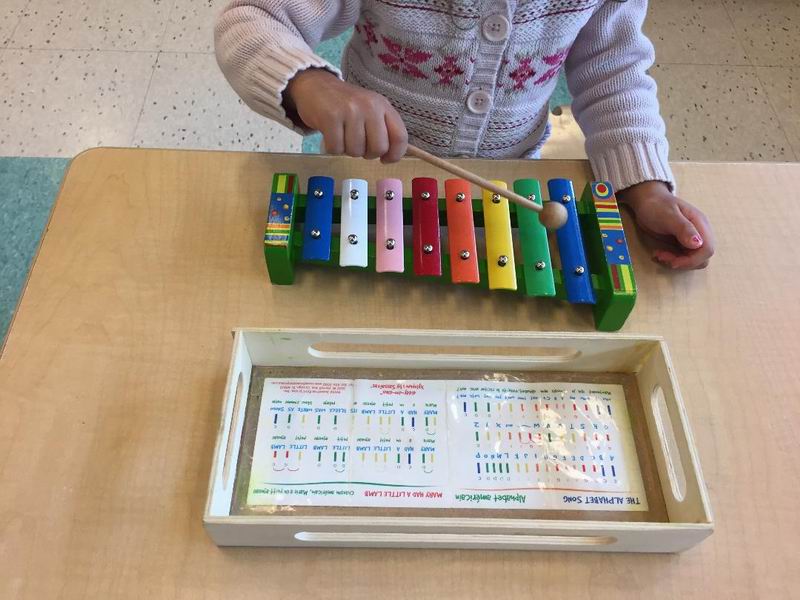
[247,378,648,511]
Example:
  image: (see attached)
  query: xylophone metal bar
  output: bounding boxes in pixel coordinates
[412,177,442,277]
[264,173,637,331]
[444,179,479,284]
[339,178,369,268]
[514,179,556,298]
[482,181,517,291]
[376,178,404,273]
[549,178,596,305]
[302,175,335,262]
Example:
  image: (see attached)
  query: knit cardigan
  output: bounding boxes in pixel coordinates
[215,0,674,191]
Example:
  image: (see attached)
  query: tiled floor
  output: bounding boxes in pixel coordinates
[644,0,799,162]
[0,0,799,161]
[0,0,301,156]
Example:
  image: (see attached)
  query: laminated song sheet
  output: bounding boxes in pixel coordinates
[247,379,648,512]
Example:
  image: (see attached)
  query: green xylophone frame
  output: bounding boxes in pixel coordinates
[264,174,636,331]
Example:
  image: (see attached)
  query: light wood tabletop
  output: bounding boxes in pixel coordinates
[1,148,798,599]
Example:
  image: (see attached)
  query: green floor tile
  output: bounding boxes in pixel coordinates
[1,157,70,344]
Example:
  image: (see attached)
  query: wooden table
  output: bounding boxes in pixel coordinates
[1,148,798,599]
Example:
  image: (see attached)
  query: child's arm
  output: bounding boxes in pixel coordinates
[214,0,355,129]
[215,1,407,161]
[565,0,714,269]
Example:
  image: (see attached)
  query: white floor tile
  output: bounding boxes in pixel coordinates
[9,0,173,51]
[757,66,800,160]
[652,63,794,161]
[132,52,301,152]
[0,0,28,48]
[0,49,156,156]
[645,0,749,65]
[161,0,226,53]
[724,0,800,67]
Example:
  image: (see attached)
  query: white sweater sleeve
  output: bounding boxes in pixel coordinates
[214,1,361,133]
[565,0,675,192]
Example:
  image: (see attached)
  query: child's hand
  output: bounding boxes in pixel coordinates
[617,181,715,270]
[285,68,408,163]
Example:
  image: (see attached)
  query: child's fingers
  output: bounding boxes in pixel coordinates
[321,122,344,155]
[670,255,708,269]
[638,193,715,271]
[653,249,678,264]
[653,248,708,270]
[669,207,703,251]
[653,249,683,269]
[653,243,711,270]
[364,114,390,160]
[679,202,715,255]
[675,204,715,269]
[343,117,366,158]
[381,109,408,163]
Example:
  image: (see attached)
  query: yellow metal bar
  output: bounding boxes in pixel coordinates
[482,181,517,290]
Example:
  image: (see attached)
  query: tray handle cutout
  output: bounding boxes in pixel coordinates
[651,384,687,502]
[294,532,616,547]
[222,371,244,491]
[308,343,581,364]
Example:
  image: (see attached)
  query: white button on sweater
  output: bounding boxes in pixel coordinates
[483,14,511,42]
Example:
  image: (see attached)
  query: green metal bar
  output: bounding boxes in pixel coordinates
[513,178,556,297]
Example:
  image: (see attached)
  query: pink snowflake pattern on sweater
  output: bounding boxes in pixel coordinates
[433,56,465,87]
[355,17,378,50]
[378,36,432,80]
[508,55,536,92]
[533,47,570,85]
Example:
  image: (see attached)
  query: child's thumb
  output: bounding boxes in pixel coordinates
[673,210,703,250]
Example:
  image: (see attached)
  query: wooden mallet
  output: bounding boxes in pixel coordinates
[406,144,568,230]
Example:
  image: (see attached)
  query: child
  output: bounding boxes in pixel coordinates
[215,0,714,270]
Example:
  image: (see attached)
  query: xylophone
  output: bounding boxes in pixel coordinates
[263,174,636,331]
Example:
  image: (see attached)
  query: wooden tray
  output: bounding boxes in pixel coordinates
[204,329,713,552]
